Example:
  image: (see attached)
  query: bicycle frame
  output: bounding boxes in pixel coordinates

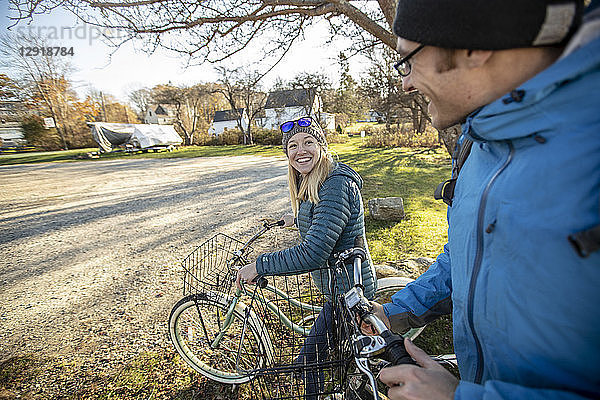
[198,220,323,350]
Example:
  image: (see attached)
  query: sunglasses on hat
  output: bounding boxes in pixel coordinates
[280,117,313,133]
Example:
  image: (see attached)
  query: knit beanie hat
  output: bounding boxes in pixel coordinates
[393,0,584,50]
[282,119,327,156]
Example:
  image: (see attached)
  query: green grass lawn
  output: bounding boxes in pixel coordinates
[330,139,451,264]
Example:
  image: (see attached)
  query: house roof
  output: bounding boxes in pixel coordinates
[151,104,177,116]
[213,108,245,122]
[264,88,316,109]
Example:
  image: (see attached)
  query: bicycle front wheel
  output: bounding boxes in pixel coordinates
[169,293,272,384]
[374,277,425,340]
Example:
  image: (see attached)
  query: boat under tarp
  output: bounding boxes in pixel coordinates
[90,122,183,152]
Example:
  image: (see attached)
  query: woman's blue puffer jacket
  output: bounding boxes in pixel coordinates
[256,162,377,299]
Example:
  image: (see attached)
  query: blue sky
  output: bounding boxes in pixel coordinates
[2,2,364,103]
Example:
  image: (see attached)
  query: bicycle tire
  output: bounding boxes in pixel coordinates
[373,277,425,340]
[169,293,273,384]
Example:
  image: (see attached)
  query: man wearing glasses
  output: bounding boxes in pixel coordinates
[367,0,600,399]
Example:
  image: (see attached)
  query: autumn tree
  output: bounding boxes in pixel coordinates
[0,74,27,121]
[1,33,75,149]
[0,74,21,102]
[151,83,227,145]
[83,88,136,123]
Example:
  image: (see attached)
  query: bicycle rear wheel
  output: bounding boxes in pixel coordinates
[169,293,272,384]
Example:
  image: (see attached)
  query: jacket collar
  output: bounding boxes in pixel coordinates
[463,35,600,142]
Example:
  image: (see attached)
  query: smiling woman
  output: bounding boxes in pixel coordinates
[235,116,377,399]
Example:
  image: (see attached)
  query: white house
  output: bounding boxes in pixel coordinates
[319,112,336,131]
[358,109,385,123]
[257,88,334,131]
[0,100,27,120]
[0,121,26,148]
[144,104,177,125]
[209,109,249,135]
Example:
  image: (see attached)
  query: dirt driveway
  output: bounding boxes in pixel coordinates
[0,156,298,374]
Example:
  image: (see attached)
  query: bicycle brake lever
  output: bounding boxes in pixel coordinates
[354,357,381,400]
[354,334,387,358]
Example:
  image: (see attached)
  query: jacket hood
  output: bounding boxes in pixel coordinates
[329,162,363,189]
[464,34,600,142]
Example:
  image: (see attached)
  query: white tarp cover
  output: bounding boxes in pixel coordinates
[90,122,182,152]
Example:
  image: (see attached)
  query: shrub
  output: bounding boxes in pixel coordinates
[194,129,244,146]
[325,132,348,144]
[363,123,439,148]
[219,129,244,145]
[252,127,281,146]
[195,131,220,146]
[21,116,62,150]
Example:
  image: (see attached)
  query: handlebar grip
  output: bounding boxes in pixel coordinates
[254,276,269,289]
[381,331,416,366]
[264,220,285,228]
[354,235,365,249]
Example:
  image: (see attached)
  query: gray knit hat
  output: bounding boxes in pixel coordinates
[282,119,327,156]
[393,0,584,50]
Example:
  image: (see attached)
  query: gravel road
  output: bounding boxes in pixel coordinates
[0,156,299,372]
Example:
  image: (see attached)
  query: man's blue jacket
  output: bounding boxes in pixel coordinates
[383,30,600,399]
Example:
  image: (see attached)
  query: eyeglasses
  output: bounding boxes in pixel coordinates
[280,117,313,133]
[393,44,425,77]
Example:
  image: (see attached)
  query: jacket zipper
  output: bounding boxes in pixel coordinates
[467,141,514,384]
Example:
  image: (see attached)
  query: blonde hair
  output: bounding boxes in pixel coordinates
[288,146,334,217]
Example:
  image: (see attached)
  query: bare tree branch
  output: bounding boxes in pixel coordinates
[8,0,396,65]
[376,0,396,30]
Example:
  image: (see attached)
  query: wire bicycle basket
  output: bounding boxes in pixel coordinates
[239,267,355,399]
[181,233,251,298]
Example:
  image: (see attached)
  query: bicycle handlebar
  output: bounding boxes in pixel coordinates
[345,236,416,367]
[239,219,285,289]
[378,330,416,365]
[240,219,285,252]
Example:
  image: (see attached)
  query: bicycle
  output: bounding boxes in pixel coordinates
[168,220,445,399]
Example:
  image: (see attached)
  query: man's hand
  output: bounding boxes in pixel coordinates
[379,338,458,400]
[235,262,258,290]
[360,301,391,335]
